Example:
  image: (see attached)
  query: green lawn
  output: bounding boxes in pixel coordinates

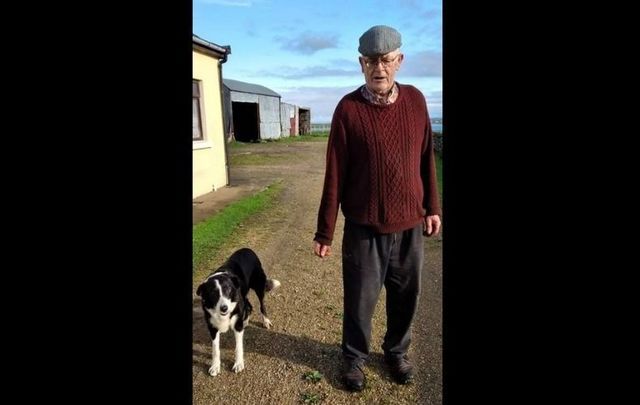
[229,133,328,149]
[192,181,282,272]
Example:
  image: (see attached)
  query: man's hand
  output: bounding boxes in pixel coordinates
[313,241,332,258]
[423,215,441,237]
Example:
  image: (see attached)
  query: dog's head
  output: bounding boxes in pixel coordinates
[196,272,242,319]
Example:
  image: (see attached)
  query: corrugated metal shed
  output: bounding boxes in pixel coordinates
[281,102,296,136]
[223,79,282,142]
[223,79,281,98]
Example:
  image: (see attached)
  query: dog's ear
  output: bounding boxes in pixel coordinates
[196,283,204,296]
[228,275,243,300]
[229,274,241,289]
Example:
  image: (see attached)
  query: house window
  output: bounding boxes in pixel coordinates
[193,80,204,141]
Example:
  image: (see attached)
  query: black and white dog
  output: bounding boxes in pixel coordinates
[196,248,281,376]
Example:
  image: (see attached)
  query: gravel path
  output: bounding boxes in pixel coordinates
[192,141,442,404]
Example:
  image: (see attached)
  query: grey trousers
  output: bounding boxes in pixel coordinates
[341,220,424,364]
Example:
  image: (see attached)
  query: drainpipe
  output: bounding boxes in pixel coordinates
[218,45,231,186]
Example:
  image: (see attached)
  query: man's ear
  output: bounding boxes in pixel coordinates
[359,56,366,73]
[196,283,204,296]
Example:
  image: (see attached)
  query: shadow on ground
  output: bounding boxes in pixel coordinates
[193,303,394,391]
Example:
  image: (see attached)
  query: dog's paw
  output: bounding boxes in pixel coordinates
[232,359,245,373]
[208,362,221,376]
[262,316,273,329]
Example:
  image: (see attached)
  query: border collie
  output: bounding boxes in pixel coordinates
[196,248,281,376]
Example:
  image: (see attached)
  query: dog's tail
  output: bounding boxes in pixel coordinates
[266,279,281,292]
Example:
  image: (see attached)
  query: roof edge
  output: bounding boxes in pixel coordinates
[193,34,231,57]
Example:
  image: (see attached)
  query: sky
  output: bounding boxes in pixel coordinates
[193,0,442,123]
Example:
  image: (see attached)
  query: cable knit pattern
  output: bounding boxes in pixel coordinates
[314,83,441,246]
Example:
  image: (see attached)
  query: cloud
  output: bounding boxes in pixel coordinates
[400,50,442,77]
[244,20,258,37]
[278,86,357,123]
[258,64,360,79]
[422,90,442,117]
[427,90,442,100]
[275,32,339,55]
[421,8,442,19]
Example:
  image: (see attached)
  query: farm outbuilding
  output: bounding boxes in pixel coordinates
[280,103,312,137]
[280,102,296,137]
[223,78,282,142]
[298,107,311,135]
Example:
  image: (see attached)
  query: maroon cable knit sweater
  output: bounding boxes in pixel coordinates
[314,83,441,246]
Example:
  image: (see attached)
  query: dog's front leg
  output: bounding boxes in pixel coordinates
[209,330,221,376]
[232,329,245,373]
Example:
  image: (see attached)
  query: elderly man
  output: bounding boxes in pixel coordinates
[313,25,441,391]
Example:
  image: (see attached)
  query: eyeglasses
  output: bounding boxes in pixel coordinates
[363,54,400,68]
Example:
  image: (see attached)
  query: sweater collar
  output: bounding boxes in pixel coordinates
[361,82,399,105]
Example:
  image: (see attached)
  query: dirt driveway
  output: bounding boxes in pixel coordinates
[192,140,442,404]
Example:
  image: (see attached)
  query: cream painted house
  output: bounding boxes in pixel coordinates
[192,35,231,199]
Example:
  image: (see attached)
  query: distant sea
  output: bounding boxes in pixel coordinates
[432,124,443,133]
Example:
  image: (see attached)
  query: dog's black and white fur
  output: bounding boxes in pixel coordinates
[196,248,281,376]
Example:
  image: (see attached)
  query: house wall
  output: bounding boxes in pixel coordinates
[193,50,228,199]
[230,92,281,140]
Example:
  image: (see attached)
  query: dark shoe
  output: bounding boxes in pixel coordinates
[385,355,414,384]
[342,362,366,391]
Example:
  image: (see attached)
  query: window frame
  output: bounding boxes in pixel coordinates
[193,79,206,142]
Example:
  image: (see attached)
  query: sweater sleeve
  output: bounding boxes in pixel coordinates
[314,106,348,246]
[421,109,442,217]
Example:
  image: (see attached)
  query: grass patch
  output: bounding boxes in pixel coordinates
[229,133,328,149]
[300,392,321,404]
[276,133,328,143]
[303,370,323,383]
[192,181,282,272]
[230,153,286,166]
[228,141,249,149]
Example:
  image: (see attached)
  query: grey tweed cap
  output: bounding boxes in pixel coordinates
[358,25,402,56]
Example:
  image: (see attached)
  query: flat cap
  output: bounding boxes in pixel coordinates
[358,25,402,56]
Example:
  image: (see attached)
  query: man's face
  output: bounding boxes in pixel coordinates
[359,50,404,95]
